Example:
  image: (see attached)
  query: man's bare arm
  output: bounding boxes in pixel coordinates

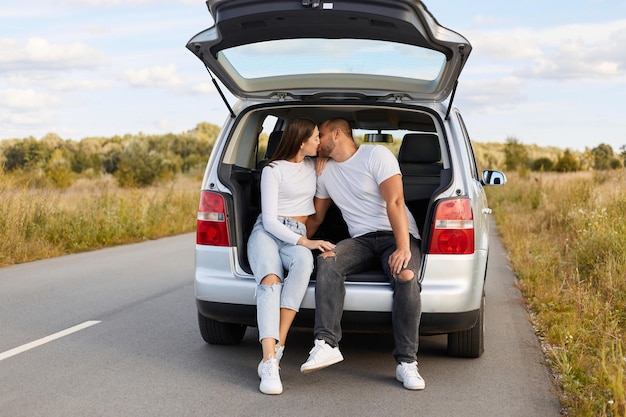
[379,174,411,276]
[306,197,333,238]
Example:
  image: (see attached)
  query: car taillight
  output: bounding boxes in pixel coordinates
[428,198,474,255]
[196,191,230,246]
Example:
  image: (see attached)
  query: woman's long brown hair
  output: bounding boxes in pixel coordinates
[269,117,317,162]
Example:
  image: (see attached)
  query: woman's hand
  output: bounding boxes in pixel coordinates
[298,237,335,252]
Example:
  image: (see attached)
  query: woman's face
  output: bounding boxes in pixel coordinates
[301,126,320,157]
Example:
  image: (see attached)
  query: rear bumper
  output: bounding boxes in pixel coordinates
[197,299,479,335]
[195,246,485,334]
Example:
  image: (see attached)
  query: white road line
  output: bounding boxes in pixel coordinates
[0,320,101,361]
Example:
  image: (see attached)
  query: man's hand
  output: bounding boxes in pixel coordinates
[315,157,329,175]
[388,247,411,276]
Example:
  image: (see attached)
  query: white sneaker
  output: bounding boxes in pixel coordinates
[257,345,284,378]
[395,361,425,390]
[300,339,344,374]
[259,358,282,395]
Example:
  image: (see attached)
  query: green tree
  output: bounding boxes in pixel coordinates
[531,157,554,172]
[46,149,73,189]
[590,143,615,170]
[114,140,165,187]
[2,137,51,171]
[101,141,123,174]
[555,149,580,172]
[192,122,221,145]
[504,137,529,171]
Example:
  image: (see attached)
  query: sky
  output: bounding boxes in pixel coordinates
[1,0,625,152]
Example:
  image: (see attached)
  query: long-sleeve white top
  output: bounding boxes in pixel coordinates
[260,158,316,245]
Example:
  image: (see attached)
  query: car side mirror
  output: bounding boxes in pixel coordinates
[482,170,507,186]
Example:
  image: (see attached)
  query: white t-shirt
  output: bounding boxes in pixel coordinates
[260,158,316,245]
[316,145,420,240]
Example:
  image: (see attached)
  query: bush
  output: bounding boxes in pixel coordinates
[531,157,555,172]
[555,150,580,172]
[3,137,51,171]
[114,140,165,187]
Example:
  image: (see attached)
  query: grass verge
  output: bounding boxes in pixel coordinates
[486,170,626,417]
[0,172,200,267]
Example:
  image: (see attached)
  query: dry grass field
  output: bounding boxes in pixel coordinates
[486,169,626,416]
[0,171,200,267]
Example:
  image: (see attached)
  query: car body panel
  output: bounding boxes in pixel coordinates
[187,0,471,102]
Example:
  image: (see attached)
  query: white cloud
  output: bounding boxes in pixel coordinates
[191,82,216,94]
[5,73,111,92]
[0,110,54,134]
[457,76,526,111]
[468,19,626,80]
[0,37,109,71]
[0,88,59,110]
[123,64,183,88]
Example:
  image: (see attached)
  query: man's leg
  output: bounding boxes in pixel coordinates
[379,235,422,363]
[313,237,375,345]
[380,235,425,390]
[301,237,374,373]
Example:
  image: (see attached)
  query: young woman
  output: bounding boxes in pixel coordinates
[247,118,335,395]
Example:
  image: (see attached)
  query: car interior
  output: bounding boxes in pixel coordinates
[218,105,452,276]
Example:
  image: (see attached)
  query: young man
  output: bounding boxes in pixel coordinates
[302,118,425,390]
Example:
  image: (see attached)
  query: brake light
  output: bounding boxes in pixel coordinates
[196,191,230,246]
[428,198,474,254]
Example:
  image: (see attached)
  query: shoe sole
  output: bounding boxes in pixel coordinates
[300,355,344,374]
[395,375,425,390]
[260,386,283,395]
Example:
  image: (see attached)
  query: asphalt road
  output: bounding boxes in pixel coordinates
[0,222,562,417]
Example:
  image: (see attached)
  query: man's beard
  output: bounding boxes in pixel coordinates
[318,142,333,158]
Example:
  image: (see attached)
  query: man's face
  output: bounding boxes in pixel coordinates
[318,124,335,158]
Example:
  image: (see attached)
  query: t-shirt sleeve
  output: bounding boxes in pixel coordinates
[315,173,330,199]
[370,145,402,184]
[260,165,302,246]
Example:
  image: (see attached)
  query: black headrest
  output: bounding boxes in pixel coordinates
[265,131,283,159]
[398,133,441,164]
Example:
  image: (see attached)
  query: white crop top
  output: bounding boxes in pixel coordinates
[260,158,316,245]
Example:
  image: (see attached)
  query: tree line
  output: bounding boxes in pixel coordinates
[2,126,624,190]
[0,122,220,188]
[504,139,624,172]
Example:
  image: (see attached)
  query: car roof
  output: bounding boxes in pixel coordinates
[187,0,471,102]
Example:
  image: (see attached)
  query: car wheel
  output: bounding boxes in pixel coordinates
[447,292,485,358]
[197,312,247,345]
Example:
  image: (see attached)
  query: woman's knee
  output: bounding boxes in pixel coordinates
[260,274,281,286]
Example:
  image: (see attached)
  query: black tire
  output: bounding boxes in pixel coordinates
[447,293,485,358]
[197,313,247,345]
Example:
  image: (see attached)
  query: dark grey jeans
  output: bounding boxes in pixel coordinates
[314,231,422,363]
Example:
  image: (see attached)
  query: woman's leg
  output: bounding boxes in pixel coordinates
[278,308,297,348]
[277,243,314,347]
[256,276,282,360]
[247,221,284,358]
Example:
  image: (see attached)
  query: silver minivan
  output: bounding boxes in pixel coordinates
[187,0,506,358]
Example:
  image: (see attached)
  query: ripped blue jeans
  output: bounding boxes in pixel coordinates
[247,214,314,341]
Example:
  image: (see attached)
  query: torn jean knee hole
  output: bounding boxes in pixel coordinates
[254,282,281,298]
[395,269,415,282]
[318,251,337,260]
